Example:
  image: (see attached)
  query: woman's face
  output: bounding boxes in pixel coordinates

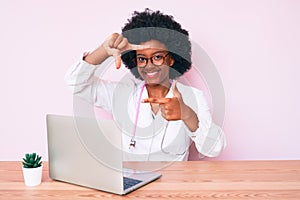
[136,40,174,86]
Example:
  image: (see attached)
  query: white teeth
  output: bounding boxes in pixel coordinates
[146,72,158,76]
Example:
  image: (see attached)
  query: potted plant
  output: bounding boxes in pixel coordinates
[22,153,43,186]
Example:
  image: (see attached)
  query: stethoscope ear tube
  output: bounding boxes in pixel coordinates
[160,122,187,156]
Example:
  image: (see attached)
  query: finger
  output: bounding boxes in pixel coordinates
[161,112,174,121]
[112,52,122,69]
[108,33,119,48]
[141,98,169,104]
[113,34,124,48]
[126,43,152,51]
[117,37,128,50]
[172,80,181,98]
[115,57,121,69]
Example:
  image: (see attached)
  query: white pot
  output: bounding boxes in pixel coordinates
[22,165,43,186]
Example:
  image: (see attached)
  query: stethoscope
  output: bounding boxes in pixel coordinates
[129,80,187,156]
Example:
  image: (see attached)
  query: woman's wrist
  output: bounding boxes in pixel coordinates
[182,105,199,132]
[84,45,110,65]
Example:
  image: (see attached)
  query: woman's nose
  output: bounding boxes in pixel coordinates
[144,61,156,69]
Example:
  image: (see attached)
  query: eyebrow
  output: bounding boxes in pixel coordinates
[136,50,168,56]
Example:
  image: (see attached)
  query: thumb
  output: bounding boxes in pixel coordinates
[113,52,121,69]
[172,80,181,97]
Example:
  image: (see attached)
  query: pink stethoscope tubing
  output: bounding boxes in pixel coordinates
[129,83,145,148]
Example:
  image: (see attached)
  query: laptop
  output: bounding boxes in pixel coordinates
[46,114,161,195]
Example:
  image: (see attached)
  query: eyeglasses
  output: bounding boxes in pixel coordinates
[134,52,170,68]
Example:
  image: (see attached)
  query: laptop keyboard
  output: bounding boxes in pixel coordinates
[123,177,142,190]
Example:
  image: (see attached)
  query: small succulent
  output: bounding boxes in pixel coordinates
[22,153,42,168]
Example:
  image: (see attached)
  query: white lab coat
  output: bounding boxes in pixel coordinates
[64,57,226,161]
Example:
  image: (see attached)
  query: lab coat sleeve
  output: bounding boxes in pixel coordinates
[64,56,116,112]
[181,86,226,157]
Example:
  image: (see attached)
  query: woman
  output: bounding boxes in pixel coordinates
[65,9,226,161]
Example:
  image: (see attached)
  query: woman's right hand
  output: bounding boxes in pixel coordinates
[85,33,147,69]
[101,33,131,69]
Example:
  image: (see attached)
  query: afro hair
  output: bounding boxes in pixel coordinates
[121,8,192,79]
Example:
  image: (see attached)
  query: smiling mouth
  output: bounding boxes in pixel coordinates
[144,71,159,78]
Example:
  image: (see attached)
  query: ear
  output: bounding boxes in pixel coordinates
[168,56,175,67]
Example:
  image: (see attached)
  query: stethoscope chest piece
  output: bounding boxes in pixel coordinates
[129,138,136,149]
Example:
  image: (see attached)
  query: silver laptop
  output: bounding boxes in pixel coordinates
[46,114,161,195]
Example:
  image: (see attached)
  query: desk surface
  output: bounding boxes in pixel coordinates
[0,160,300,200]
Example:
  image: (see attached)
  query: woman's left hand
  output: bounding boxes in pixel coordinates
[142,81,194,121]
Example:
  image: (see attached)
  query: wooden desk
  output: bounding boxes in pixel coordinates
[0,160,300,199]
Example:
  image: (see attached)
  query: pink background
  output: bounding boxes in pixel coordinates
[1,0,299,160]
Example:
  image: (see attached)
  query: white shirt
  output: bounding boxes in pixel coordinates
[64,57,226,161]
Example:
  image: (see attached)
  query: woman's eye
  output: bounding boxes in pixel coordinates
[137,57,147,63]
[153,55,163,60]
